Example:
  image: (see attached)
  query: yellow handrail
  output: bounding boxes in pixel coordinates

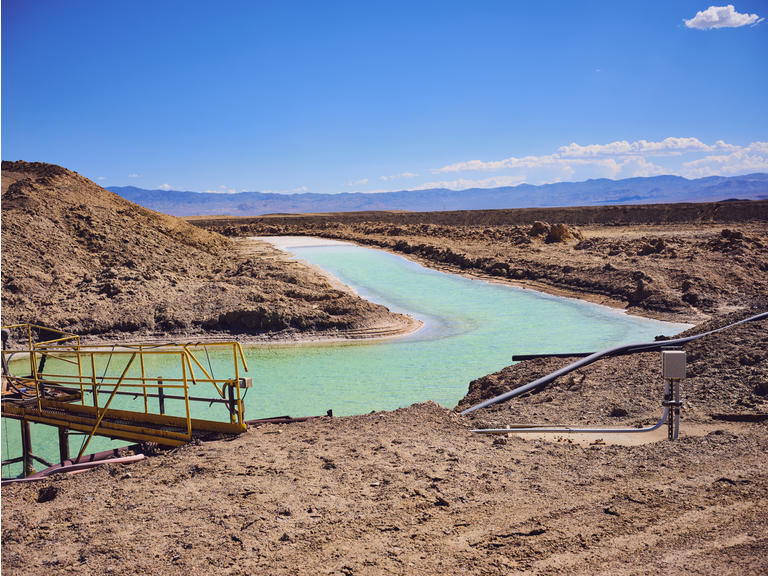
[2,324,250,450]
[76,353,137,461]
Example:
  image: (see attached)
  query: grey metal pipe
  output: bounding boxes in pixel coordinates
[460,311,767,415]
[472,407,669,435]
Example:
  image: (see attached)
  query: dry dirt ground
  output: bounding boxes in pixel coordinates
[2,397,766,575]
[2,174,767,574]
[2,297,766,575]
[1,161,413,342]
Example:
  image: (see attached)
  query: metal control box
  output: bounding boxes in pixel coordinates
[238,377,253,389]
[661,350,686,380]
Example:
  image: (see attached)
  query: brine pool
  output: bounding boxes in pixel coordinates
[1,238,691,477]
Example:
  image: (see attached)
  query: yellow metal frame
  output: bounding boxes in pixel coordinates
[1,324,250,451]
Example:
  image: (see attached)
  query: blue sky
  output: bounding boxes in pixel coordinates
[2,1,766,194]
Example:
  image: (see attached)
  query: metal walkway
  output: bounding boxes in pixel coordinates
[2,324,252,476]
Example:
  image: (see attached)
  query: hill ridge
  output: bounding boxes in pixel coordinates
[108,173,768,217]
[1,160,409,338]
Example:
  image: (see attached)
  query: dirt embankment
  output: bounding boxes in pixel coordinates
[3,310,767,575]
[193,210,768,322]
[459,310,768,428]
[0,161,414,341]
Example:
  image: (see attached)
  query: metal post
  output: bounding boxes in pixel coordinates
[665,379,673,441]
[58,427,70,462]
[662,378,683,440]
[673,379,681,440]
[90,353,99,409]
[21,420,34,477]
[158,377,165,415]
[140,346,148,414]
[227,382,235,423]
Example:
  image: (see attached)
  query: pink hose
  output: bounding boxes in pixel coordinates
[2,454,145,485]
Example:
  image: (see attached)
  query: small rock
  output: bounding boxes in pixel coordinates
[37,485,59,503]
[609,406,628,418]
[528,221,550,237]
[545,223,583,243]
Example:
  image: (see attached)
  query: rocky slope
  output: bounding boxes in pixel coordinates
[1,161,412,340]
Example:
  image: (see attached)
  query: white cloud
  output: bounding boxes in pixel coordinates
[424,138,767,188]
[380,172,419,181]
[347,178,369,186]
[158,183,172,191]
[204,186,237,194]
[684,5,763,30]
[558,137,714,158]
[435,152,635,175]
[436,153,563,173]
[681,143,768,177]
[97,176,106,181]
[258,185,310,194]
[128,173,141,178]
[624,157,667,178]
[413,175,526,191]
[745,141,768,154]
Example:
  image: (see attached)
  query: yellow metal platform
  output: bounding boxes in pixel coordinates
[2,324,251,464]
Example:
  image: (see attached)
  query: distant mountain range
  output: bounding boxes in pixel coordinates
[108,173,768,217]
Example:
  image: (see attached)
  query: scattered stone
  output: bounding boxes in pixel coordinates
[545,223,583,244]
[37,485,59,503]
[528,221,550,237]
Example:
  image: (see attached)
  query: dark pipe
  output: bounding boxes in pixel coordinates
[461,311,768,415]
[246,410,333,426]
[512,352,592,361]
[157,378,165,415]
[246,416,313,425]
[21,420,33,477]
[58,427,70,462]
[1,328,10,376]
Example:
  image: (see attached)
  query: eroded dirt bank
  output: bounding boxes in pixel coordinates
[0,162,414,342]
[194,208,768,323]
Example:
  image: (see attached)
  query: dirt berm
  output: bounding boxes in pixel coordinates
[195,206,768,322]
[0,161,413,341]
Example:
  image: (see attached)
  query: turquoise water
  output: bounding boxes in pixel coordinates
[1,242,689,476]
